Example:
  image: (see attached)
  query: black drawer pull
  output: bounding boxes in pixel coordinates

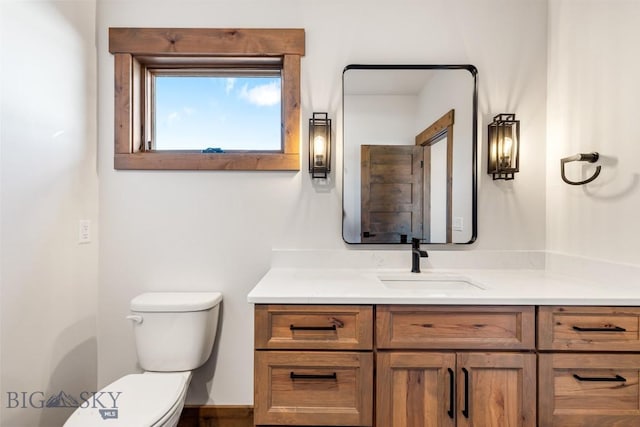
[462,367,470,418]
[573,374,626,382]
[572,325,626,332]
[447,368,455,419]
[290,324,337,331]
[290,372,337,380]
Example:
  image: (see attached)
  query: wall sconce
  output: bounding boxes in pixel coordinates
[488,113,520,180]
[309,112,331,179]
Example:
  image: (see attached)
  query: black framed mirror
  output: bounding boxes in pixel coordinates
[342,65,477,244]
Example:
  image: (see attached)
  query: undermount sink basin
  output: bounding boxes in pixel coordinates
[378,274,484,292]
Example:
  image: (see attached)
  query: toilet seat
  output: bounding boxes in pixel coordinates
[150,373,190,427]
[64,371,191,427]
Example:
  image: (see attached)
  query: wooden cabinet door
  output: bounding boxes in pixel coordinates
[538,306,640,351]
[539,353,640,426]
[377,305,535,350]
[254,304,373,350]
[254,351,373,426]
[456,353,536,427]
[377,352,456,427]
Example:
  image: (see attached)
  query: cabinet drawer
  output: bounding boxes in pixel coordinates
[255,304,373,350]
[377,305,535,350]
[539,353,640,426]
[538,306,640,351]
[254,351,373,426]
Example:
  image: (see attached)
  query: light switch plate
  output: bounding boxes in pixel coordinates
[78,220,91,243]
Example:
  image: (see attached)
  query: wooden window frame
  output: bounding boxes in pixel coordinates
[108,28,305,170]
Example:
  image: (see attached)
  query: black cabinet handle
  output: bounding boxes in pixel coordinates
[290,324,337,331]
[290,372,337,380]
[573,374,626,382]
[572,325,626,332]
[462,367,470,418]
[447,368,455,419]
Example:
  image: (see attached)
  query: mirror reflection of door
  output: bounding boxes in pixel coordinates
[361,145,423,243]
[360,110,453,243]
[417,110,454,243]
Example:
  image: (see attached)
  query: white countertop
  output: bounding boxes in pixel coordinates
[247,267,640,305]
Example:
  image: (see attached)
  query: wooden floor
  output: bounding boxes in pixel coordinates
[177,406,253,427]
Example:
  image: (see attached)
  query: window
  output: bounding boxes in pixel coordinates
[108,28,305,170]
[153,73,282,151]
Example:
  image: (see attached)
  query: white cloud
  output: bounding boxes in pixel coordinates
[239,81,281,107]
[166,107,195,125]
[167,111,180,124]
[225,78,236,94]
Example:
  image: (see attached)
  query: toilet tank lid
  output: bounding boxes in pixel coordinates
[130,292,222,312]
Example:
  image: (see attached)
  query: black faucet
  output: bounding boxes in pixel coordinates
[411,238,428,273]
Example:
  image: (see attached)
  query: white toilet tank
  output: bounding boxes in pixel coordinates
[129,292,222,372]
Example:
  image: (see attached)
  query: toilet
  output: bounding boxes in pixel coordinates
[64,292,222,427]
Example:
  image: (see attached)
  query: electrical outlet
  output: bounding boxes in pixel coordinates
[453,217,464,231]
[78,220,91,244]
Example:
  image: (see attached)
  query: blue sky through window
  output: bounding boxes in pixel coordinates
[154,75,282,151]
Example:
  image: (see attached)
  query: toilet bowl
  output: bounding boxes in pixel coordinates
[64,292,222,427]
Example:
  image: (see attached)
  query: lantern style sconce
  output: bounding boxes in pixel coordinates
[309,112,331,179]
[488,113,520,180]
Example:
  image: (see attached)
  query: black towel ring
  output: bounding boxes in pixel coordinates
[560,152,601,185]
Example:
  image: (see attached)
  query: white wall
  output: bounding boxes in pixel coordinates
[0,1,99,426]
[96,0,548,405]
[546,0,640,265]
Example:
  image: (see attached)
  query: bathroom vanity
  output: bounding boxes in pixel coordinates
[313,61,640,426]
[248,268,640,427]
